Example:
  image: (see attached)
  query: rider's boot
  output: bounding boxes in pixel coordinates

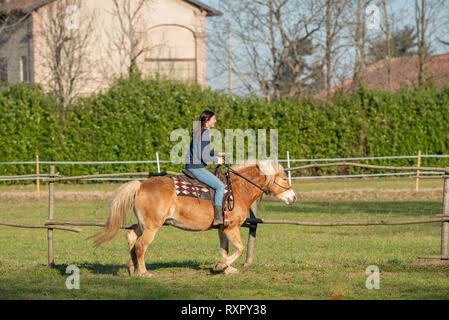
[213,205,224,226]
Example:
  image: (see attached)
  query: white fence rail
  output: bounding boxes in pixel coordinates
[1,152,448,182]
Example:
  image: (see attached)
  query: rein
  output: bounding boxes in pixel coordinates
[226,164,270,195]
[225,164,293,197]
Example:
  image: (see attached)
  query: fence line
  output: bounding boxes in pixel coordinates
[1,154,449,166]
[285,162,449,173]
[0,160,169,165]
[0,169,446,182]
[0,161,448,268]
[1,152,447,184]
[279,154,449,163]
[243,217,449,226]
[292,171,445,180]
[42,171,180,183]
[0,174,60,180]
[0,220,81,232]
[1,173,445,182]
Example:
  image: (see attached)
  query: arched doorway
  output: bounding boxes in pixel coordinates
[145,24,196,83]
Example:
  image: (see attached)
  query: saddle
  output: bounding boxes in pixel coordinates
[179,168,232,207]
[171,166,235,226]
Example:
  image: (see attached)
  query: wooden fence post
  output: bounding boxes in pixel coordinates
[440,171,449,259]
[36,155,40,194]
[415,150,421,191]
[48,166,55,267]
[245,198,259,266]
[287,151,292,186]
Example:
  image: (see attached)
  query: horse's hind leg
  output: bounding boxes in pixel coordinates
[126,226,142,277]
[213,228,229,271]
[135,227,158,278]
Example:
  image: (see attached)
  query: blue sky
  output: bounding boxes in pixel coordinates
[203,0,448,93]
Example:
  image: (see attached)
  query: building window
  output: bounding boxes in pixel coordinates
[0,57,7,82]
[145,25,197,84]
[21,56,30,82]
[145,59,196,83]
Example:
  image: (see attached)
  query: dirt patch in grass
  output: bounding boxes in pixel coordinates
[267,188,443,202]
[405,261,449,267]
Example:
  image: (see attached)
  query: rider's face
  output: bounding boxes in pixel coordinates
[206,115,216,128]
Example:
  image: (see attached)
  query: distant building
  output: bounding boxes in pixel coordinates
[317,53,449,98]
[0,0,221,98]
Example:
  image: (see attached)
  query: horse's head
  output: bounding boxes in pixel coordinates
[258,160,297,205]
[231,159,297,205]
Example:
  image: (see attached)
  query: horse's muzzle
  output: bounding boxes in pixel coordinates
[288,194,297,205]
[279,189,297,205]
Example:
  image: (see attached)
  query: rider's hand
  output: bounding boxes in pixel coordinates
[218,152,226,158]
[217,157,224,165]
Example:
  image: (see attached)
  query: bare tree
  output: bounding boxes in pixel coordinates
[322,0,354,96]
[359,0,407,91]
[209,0,327,100]
[100,0,156,79]
[367,25,418,63]
[381,0,393,90]
[351,0,371,84]
[414,0,445,85]
[415,0,426,85]
[0,2,30,39]
[40,0,94,109]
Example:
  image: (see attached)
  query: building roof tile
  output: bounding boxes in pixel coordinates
[320,53,449,98]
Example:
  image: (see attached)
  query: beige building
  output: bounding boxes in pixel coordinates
[0,0,221,101]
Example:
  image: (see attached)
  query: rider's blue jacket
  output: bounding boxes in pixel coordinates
[185,128,219,169]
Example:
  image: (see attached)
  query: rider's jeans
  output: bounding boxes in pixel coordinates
[186,167,225,207]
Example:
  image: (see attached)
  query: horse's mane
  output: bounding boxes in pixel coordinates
[230,159,284,188]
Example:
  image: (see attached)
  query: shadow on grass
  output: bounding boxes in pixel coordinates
[148,260,203,271]
[54,263,123,276]
[0,267,196,299]
[54,259,205,277]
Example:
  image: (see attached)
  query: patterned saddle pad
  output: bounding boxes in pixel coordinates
[172,176,232,201]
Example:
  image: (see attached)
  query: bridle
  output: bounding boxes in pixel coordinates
[226,165,270,195]
[224,164,292,197]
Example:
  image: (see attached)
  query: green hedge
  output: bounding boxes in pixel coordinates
[1,77,448,180]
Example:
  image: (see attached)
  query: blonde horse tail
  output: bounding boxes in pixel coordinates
[90,180,141,248]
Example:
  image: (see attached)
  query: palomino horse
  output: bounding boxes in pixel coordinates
[91,159,297,277]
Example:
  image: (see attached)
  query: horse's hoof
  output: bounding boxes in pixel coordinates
[126,262,135,277]
[223,266,238,275]
[213,262,228,272]
[136,271,154,278]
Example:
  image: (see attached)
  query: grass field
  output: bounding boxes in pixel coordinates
[0,177,448,300]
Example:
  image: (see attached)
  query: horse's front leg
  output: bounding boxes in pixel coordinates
[215,226,244,275]
[213,228,229,271]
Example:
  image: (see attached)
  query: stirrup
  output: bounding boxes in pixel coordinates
[213,217,233,227]
[213,217,224,226]
[213,205,233,227]
[223,218,233,227]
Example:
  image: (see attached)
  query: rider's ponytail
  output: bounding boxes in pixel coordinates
[194,110,215,140]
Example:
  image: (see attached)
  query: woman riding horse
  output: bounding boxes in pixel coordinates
[91,119,297,277]
[185,110,227,226]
